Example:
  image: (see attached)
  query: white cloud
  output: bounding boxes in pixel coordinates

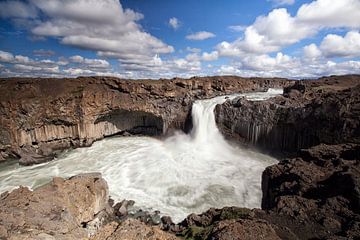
[202,51,219,61]
[169,17,180,30]
[320,31,360,58]
[69,55,84,63]
[0,50,15,63]
[186,47,201,53]
[216,65,242,75]
[0,0,37,19]
[1,0,360,79]
[241,52,299,71]
[297,0,360,28]
[186,31,216,40]
[14,64,60,73]
[303,43,322,60]
[69,55,110,69]
[217,8,314,57]
[25,0,174,71]
[14,55,32,64]
[228,25,247,32]
[218,0,360,58]
[63,68,94,76]
[0,50,114,78]
[268,0,295,6]
[215,58,360,79]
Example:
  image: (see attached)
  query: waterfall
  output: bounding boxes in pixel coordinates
[0,89,282,222]
[191,96,228,144]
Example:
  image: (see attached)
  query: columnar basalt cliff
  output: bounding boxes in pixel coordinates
[0,76,290,165]
[215,75,360,154]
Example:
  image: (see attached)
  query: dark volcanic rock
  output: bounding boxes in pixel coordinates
[215,75,360,154]
[262,143,360,239]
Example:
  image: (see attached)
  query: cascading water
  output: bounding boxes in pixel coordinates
[0,89,282,222]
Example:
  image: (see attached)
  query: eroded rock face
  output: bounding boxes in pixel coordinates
[0,173,112,239]
[0,76,291,165]
[215,75,360,154]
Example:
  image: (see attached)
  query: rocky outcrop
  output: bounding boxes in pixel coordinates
[0,173,112,239]
[0,76,291,165]
[261,143,360,239]
[92,219,179,240]
[215,75,360,154]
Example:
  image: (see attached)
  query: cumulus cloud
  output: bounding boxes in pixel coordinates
[202,51,219,61]
[303,31,360,60]
[169,17,180,30]
[217,8,314,57]
[320,31,360,58]
[241,53,298,71]
[303,43,322,60]
[186,31,216,40]
[297,0,360,28]
[218,0,360,58]
[7,0,174,72]
[69,55,84,63]
[0,50,15,63]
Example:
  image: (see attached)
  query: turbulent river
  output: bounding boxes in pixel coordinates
[0,89,282,222]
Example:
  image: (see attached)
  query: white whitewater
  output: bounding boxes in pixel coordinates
[0,89,282,222]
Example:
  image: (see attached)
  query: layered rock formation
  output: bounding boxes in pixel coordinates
[0,76,290,165]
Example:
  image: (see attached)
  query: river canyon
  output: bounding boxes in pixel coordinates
[0,75,359,240]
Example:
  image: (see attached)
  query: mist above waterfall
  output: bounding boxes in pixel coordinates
[0,89,282,222]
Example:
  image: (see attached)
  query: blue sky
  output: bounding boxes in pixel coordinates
[0,0,359,79]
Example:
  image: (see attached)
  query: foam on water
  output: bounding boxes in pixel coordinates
[0,89,282,222]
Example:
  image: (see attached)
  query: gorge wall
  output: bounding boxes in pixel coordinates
[0,76,290,165]
[215,75,360,155]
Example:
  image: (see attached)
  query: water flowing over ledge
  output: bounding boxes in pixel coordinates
[0,89,282,222]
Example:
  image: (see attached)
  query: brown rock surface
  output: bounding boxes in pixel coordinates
[208,219,281,240]
[92,219,179,240]
[0,173,112,239]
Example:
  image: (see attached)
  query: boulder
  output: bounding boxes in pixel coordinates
[0,173,112,239]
